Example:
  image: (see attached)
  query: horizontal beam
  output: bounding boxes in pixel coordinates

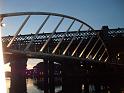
[0,12,94,30]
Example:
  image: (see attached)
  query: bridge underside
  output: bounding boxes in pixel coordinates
[3,28,124,64]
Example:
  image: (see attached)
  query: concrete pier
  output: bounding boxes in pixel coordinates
[10,54,27,93]
[43,59,55,93]
[62,62,82,93]
[49,60,55,93]
[43,59,49,93]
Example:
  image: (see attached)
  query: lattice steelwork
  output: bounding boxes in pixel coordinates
[0,12,110,62]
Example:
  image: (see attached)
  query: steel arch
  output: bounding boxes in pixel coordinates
[0,12,94,30]
[1,12,109,63]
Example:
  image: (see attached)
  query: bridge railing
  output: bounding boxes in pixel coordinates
[2,31,95,44]
[2,30,108,62]
[108,28,124,37]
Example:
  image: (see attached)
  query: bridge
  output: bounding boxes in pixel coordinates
[1,12,124,93]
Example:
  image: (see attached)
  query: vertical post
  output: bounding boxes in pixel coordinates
[49,60,55,93]
[44,59,49,93]
[10,54,27,93]
[62,62,82,93]
[94,83,101,93]
[84,82,89,93]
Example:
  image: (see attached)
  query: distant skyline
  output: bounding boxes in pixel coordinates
[1,0,124,71]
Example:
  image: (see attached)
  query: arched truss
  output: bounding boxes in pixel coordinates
[1,12,109,62]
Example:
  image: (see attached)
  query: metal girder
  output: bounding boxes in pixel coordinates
[0,12,94,30]
[2,28,124,63]
[62,24,83,55]
[7,15,30,47]
[40,17,64,52]
[92,43,103,60]
[79,36,94,58]
[52,20,75,54]
[86,37,100,59]
[1,12,115,63]
[24,15,50,51]
[99,49,106,61]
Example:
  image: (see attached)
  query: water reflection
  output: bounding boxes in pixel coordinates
[6,78,43,93]
[26,79,43,93]
[6,78,10,93]
[6,78,62,93]
[6,77,124,93]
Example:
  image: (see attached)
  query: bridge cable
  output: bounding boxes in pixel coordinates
[24,15,50,51]
[104,56,109,62]
[97,32,109,60]
[62,23,83,55]
[7,15,30,47]
[92,43,103,59]
[52,20,75,54]
[40,17,64,52]
[99,49,106,61]
[79,35,94,57]
[86,37,100,59]
[71,34,85,56]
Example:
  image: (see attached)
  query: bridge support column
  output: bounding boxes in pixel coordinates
[84,82,89,93]
[62,62,82,93]
[94,83,101,93]
[44,59,55,93]
[49,60,55,93]
[10,54,27,93]
[44,59,49,93]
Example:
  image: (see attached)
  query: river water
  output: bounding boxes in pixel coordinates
[6,77,124,93]
[6,78,62,93]
[6,78,43,93]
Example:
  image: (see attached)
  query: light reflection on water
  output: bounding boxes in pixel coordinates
[6,78,62,93]
[6,78,43,93]
[26,79,43,93]
[6,78,10,93]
